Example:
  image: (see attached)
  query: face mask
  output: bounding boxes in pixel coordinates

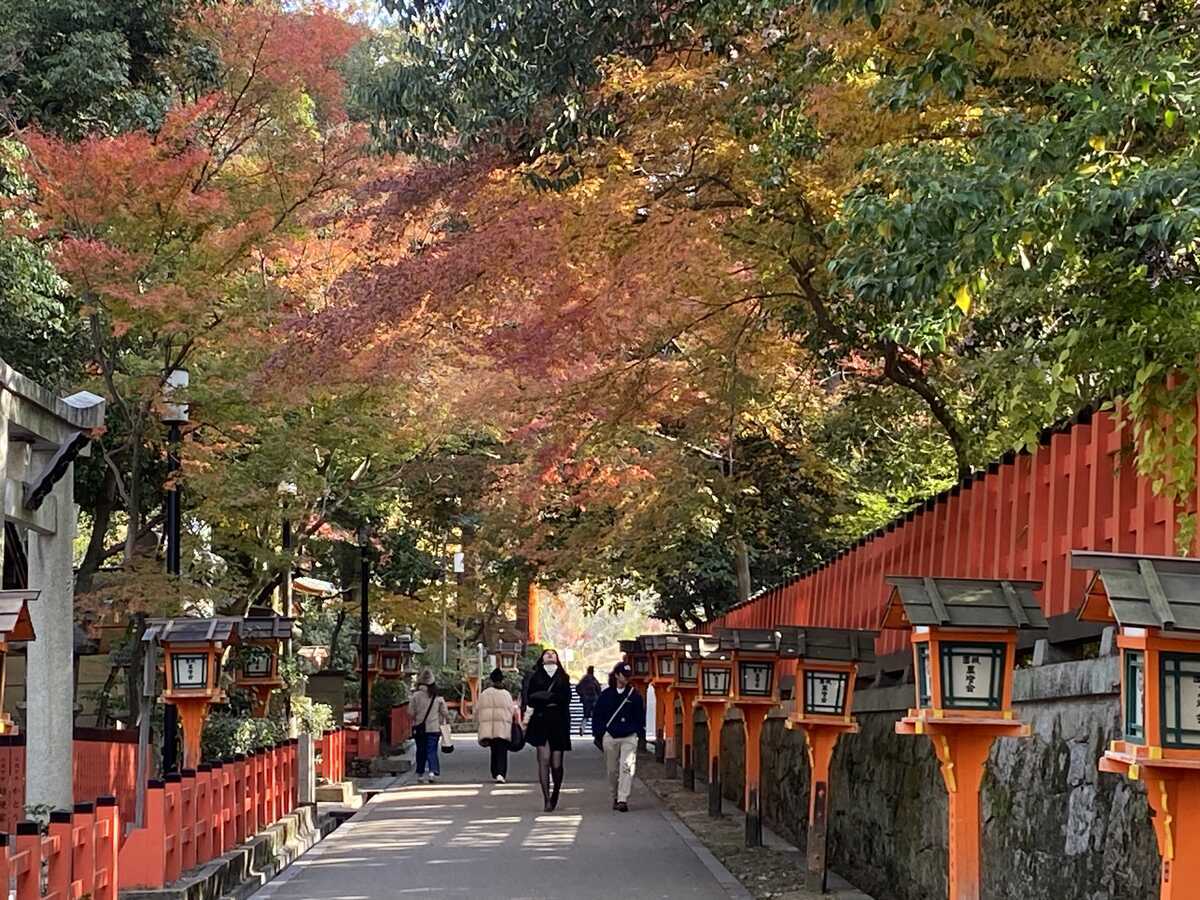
[543,663,558,677]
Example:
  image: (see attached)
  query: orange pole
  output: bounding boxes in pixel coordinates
[95,796,119,900]
[654,689,667,764]
[174,701,208,771]
[702,702,726,817]
[742,706,768,847]
[932,731,993,900]
[527,582,540,644]
[1143,770,1200,899]
[661,686,678,777]
[679,690,698,790]
[802,727,841,892]
[47,812,71,898]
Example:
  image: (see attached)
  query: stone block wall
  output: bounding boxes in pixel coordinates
[690,655,1161,900]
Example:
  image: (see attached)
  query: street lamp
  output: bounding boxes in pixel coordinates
[358,526,370,727]
[160,366,189,773]
[697,638,734,816]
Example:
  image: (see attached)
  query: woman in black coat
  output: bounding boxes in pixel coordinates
[523,649,572,811]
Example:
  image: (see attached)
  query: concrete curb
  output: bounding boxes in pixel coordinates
[636,777,753,900]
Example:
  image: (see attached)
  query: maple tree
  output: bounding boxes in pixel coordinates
[10,1,367,608]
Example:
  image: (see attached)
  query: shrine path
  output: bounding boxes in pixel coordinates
[252,733,740,899]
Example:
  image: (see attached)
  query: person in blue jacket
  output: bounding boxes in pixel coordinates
[591,662,646,812]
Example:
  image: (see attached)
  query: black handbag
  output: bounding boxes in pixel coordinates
[510,721,526,752]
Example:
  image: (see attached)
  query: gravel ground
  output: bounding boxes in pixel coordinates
[638,756,874,900]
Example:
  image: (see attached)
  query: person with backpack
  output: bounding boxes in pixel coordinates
[591,661,646,812]
[408,668,450,783]
[477,668,518,783]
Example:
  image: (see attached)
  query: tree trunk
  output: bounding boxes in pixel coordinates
[77,468,117,594]
[734,536,751,604]
[328,608,346,670]
[125,613,147,729]
[123,435,143,564]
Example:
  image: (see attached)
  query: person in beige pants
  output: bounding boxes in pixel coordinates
[592,662,646,812]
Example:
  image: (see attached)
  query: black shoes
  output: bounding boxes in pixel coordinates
[612,798,619,810]
[616,802,629,812]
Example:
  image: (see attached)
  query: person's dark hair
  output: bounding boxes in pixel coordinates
[423,681,439,699]
[536,648,569,683]
[587,665,594,674]
[489,667,504,684]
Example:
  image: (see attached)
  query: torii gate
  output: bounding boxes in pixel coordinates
[0,357,105,809]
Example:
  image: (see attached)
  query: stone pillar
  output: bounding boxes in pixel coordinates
[25,455,75,810]
[296,733,316,805]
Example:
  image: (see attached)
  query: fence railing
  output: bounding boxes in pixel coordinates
[345,728,380,761]
[3,797,120,900]
[118,739,298,889]
[316,728,346,783]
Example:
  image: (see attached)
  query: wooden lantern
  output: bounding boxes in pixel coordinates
[696,637,734,816]
[372,633,422,679]
[1074,550,1200,900]
[0,590,37,735]
[495,640,524,672]
[882,576,1046,900]
[778,626,876,892]
[147,617,241,769]
[236,608,294,716]
[716,628,783,847]
[642,634,692,777]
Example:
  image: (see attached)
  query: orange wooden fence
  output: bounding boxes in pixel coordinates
[118,739,298,889]
[3,798,120,900]
[389,706,412,746]
[346,728,380,761]
[707,404,1199,656]
[316,729,345,783]
[0,732,138,834]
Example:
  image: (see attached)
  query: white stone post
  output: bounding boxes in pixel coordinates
[24,455,75,811]
[297,733,316,805]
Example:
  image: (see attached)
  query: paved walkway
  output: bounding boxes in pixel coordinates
[254,733,737,899]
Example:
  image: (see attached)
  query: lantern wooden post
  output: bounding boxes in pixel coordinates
[149,617,241,770]
[698,641,734,817]
[1072,551,1200,900]
[718,628,783,847]
[883,576,1047,900]
[675,639,705,791]
[622,639,653,754]
[645,634,696,779]
[779,626,877,893]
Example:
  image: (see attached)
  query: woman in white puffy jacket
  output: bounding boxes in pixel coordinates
[476,668,518,782]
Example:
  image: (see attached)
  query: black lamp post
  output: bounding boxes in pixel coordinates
[160,366,189,773]
[358,526,370,725]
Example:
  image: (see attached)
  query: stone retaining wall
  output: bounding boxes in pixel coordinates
[691,655,1161,900]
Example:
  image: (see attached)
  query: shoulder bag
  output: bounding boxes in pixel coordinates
[594,688,633,750]
[411,694,436,741]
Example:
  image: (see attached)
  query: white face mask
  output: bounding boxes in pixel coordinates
[543,663,558,677]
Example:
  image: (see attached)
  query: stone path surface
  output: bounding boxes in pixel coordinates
[253,733,736,899]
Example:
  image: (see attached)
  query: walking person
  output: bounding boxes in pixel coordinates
[523,649,572,812]
[592,662,645,812]
[408,668,450,784]
[575,665,602,733]
[477,668,516,783]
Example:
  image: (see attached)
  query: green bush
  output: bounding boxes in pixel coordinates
[369,678,408,725]
[200,712,285,762]
[291,695,334,737]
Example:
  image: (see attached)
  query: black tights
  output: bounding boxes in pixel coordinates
[536,745,564,805]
